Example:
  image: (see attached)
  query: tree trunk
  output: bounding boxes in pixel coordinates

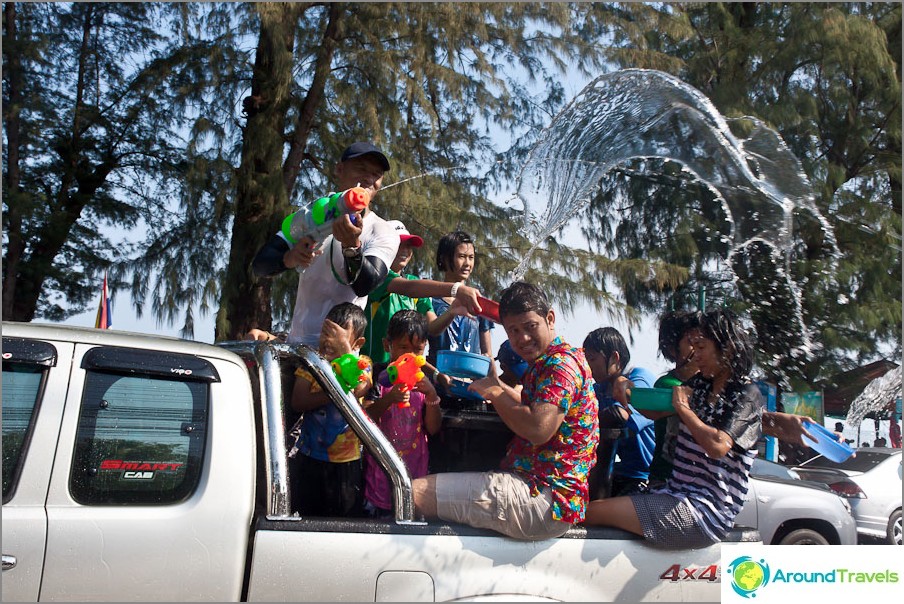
[2,2,24,319]
[216,3,302,340]
[4,4,98,321]
[282,3,341,193]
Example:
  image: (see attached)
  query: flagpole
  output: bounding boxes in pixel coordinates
[95,271,112,329]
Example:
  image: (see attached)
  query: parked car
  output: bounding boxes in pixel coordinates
[793,448,903,545]
[733,458,857,545]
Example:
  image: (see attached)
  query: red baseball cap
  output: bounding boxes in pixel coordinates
[386,220,423,247]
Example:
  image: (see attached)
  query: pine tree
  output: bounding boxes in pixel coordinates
[578,2,901,387]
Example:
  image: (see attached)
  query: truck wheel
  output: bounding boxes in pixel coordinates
[777,528,829,545]
[886,509,902,545]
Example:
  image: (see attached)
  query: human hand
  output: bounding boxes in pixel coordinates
[415,376,438,401]
[318,319,354,359]
[671,385,693,414]
[765,412,816,447]
[436,372,452,389]
[455,284,483,316]
[284,236,320,269]
[613,376,633,405]
[383,383,410,408]
[448,297,475,318]
[332,212,363,249]
[352,371,373,399]
[246,329,277,341]
[468,374,504,402]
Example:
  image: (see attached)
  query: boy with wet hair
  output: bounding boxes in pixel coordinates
[287,302,372,517]
[582,326,657,499]
[496,340,528,389]
[412,281,599,540]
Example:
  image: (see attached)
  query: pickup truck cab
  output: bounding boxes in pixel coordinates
[2,322,758,601]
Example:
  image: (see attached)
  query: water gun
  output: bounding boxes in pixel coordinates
[386,352,426,408]
[330,353,369,394]
[281,186,371,249]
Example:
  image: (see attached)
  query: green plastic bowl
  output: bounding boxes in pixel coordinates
[630,387,674,412]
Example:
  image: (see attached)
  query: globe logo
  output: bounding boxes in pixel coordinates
[727,556,771,598]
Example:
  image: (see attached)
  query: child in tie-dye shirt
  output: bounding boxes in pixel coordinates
[288,303,372,517]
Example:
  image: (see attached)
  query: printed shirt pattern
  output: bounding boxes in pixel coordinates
[364,371,431,510]
[293,358,372,463]
[500,337,599,524]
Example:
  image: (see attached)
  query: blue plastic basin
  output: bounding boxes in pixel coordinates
[437,350,491,379]
[802,420,855,463]
[448,378,485,401]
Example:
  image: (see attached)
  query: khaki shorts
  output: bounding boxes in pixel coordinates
[435,471,571,541]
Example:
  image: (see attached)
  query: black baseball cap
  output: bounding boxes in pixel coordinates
[340,141,390,172]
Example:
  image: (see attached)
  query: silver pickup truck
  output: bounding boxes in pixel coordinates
[1,322,758,601]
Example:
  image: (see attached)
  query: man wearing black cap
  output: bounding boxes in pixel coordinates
[252,142,399,347]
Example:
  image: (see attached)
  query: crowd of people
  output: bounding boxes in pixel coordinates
[250,141,829,546]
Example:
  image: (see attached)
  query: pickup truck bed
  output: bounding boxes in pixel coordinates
[1,322,757,601]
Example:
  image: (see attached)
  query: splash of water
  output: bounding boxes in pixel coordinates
[509,69,838,366]
[845,365,902,428]
[379,166,468,191]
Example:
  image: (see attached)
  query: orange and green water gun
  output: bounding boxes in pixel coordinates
[386,352,426,408]
[330,353,369,394]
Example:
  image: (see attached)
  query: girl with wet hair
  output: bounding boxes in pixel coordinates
[585,308,763,550]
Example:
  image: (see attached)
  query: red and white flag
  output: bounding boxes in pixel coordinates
[94,272,112,329]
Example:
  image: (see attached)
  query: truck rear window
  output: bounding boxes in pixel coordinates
[70,371,209,505]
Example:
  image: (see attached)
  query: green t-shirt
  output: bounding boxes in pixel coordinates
[362,271,434,365]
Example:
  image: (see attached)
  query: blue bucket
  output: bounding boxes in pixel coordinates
[802,420,855,463]
[437,350,491,379]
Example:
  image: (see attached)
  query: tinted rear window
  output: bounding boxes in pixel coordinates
[2,363,47,501]
[70,371,209,505]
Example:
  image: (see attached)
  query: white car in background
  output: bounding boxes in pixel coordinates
[793,448,903,545]
[733,458,858,545]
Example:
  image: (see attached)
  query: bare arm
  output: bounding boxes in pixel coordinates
[763,411,815,446]
[366,384,409,421]
[388,280,482,315]
[672,385,732,458]
[479,328,493,357]
[427,298,471,336]
[291,374,331,412]
[469,373,564,445]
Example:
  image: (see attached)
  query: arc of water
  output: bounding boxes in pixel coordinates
[507,69,839,373]
[845,365,902,428]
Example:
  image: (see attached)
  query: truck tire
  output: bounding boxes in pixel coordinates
[886,509,902,545]
[777,528,829,545]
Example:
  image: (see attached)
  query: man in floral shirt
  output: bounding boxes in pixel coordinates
[412,281,599,540]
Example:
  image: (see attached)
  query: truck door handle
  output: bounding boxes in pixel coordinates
[2,555,17,570]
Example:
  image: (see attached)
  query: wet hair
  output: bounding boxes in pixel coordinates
[658,310,700,363]
[583,327,630,371]
[695,308,756,379]
[386,309,428,342]
[498,281,551,319]
[325,302,367,339]
[436,231,475,272]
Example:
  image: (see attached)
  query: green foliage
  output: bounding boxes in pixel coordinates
[5,2,898,385]
[577,2,901,387]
